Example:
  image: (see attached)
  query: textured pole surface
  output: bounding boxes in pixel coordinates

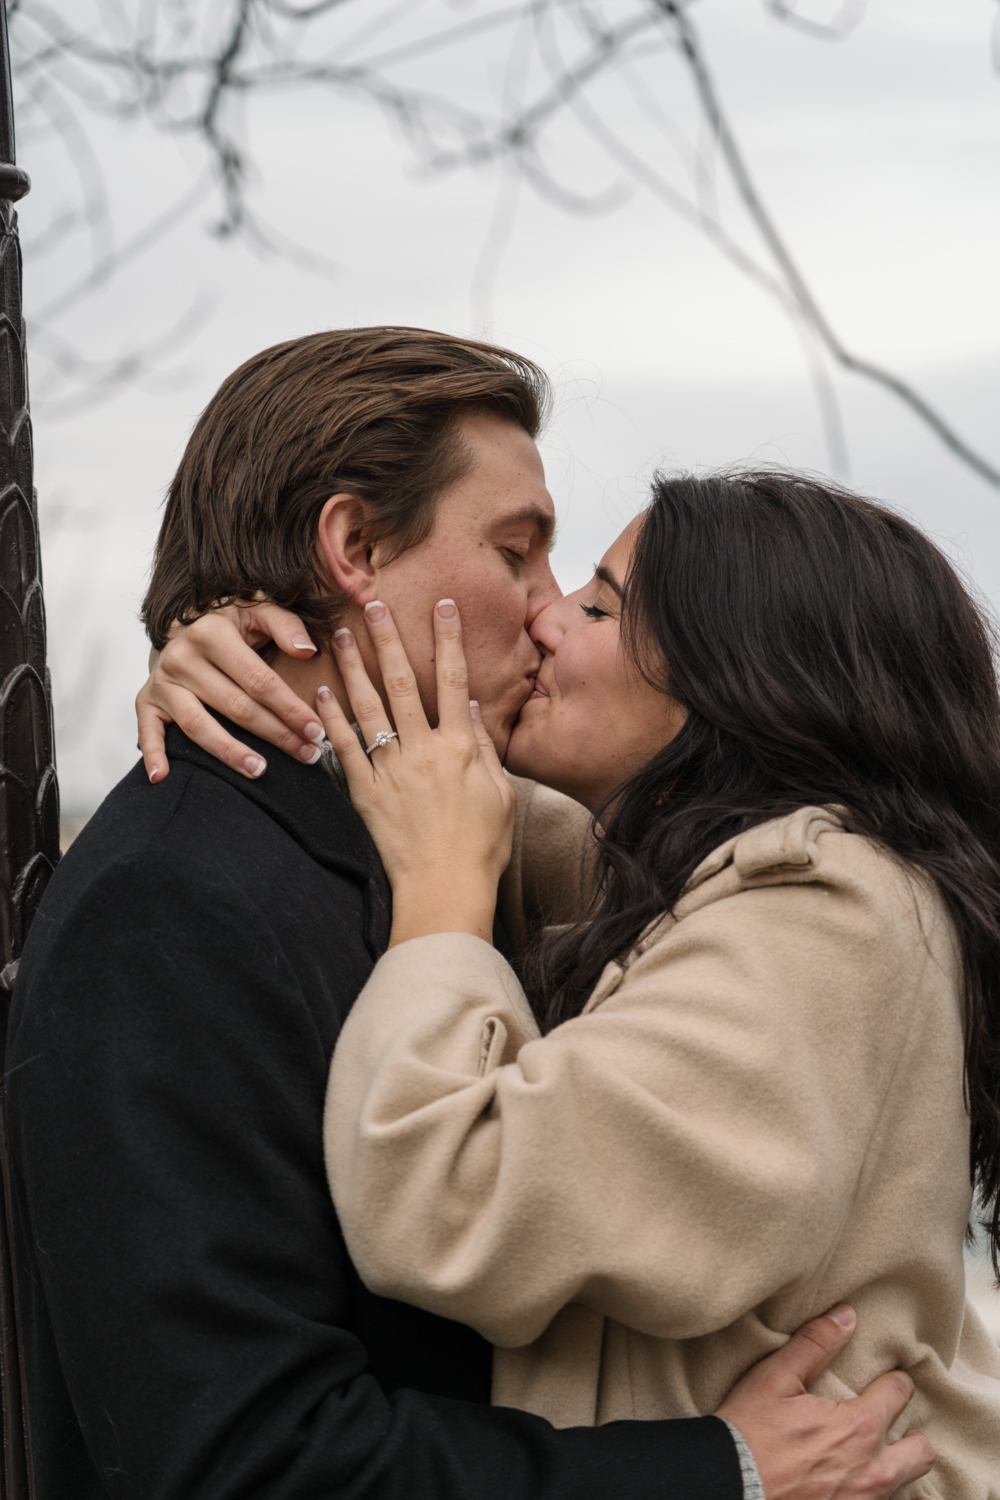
[0,0,56,1491]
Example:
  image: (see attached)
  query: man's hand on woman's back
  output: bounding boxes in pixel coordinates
[718,1304,933,1499]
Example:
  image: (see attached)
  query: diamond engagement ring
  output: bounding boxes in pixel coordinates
[365,730,398,755]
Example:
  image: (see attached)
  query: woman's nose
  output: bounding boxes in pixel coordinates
[529,596,571,653]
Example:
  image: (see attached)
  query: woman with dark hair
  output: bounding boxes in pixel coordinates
[141,471,1000,1494]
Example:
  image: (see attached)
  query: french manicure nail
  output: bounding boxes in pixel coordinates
[333,629,352,650]
[469,699,483,722]
[826,1305,855,1330]
[303,720,324,741]
[365,601,386,622]
[437,598,457,619]
[299,744,322,765]
[244,755,266,778]
[292,636,315,652]
[316,685,333,704]
[148,767,159,783]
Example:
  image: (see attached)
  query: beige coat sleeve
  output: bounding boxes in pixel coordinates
[325,819,949,1350]
[496,776,596,959]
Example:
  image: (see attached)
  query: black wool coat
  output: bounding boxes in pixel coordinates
[5,718,741,1500]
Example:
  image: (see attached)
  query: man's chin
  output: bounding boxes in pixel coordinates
[480,711,513,762]
[502,721,533,778]
[487,688,535,765]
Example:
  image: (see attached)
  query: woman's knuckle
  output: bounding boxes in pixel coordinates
[387,671,416,697]
[223,689,254,722]
[188,614,216,642]
[168,637,198,672]
[175,705,203,736]
[156,641,181,673]
[242,663,274,699]
[356,693,384,720]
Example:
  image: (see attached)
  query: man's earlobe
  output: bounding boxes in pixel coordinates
[316,493,378,606]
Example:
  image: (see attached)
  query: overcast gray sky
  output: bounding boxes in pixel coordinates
[17,0,1000,812]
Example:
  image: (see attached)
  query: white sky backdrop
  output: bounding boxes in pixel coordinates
[16,0,1000,813]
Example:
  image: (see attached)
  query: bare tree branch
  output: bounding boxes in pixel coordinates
[8,0,998,486]
[764,1,868,43]
[660,0,1000,487]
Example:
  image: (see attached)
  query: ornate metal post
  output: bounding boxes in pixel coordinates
[0,1,58,1492]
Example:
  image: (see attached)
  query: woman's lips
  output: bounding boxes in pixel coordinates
[527,676,550,701]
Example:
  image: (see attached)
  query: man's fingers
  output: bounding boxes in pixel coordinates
[241,601,317,660]
[880,1429,935,1491]
[745,1306,857,1398]
[361,601,430,743]
[137,701,171,784]
[432,601,474,738]
[844,1367,915,1441]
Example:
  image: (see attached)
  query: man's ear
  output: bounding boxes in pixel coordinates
[315,494,377,606]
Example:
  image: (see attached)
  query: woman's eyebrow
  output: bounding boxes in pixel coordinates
[594,565,623,598]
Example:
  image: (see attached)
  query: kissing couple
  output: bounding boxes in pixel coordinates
[11,326,1000,1500]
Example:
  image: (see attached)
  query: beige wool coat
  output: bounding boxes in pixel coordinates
[325,779,1000,1500]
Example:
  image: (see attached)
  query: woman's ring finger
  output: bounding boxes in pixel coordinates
[365,730,398,755]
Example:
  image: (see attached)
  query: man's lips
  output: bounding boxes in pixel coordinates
[526,674,549,701]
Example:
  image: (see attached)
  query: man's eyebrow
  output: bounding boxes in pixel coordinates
[595,564,623,598]
[494,505,556,548]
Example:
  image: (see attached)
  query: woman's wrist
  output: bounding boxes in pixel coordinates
[388,871,498,947]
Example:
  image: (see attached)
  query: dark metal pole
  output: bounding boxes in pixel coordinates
[0,1,58,1491]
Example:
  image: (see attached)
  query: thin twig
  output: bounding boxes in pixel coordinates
[659,0,1000,487]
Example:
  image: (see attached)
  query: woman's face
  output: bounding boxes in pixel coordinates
[504,520,687,813]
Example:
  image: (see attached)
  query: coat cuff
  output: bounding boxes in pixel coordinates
[722,1419,765,1500]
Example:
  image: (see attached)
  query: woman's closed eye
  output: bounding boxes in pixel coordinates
[580,602,610,620]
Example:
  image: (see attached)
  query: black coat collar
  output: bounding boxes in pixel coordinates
[164,715,391,956]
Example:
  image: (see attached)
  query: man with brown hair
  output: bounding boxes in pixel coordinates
[6,328,930,1500]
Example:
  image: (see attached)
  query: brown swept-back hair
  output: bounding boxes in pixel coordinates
[528,470,1000,1272]
[142,326,549,649]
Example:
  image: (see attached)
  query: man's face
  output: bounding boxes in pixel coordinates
[370,411,559,755]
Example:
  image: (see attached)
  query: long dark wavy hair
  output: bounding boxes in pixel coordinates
[528,470,1000,1270]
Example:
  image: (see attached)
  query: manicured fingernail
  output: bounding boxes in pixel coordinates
[437,598,456,619]
[826,1305,855,1330]
[469,699,483,722]
[292,636,315,653]
[333,629,352,650]
[244,755,266,778]
[299,744,322,765]
[316,685,334,704]
[303,720,324,741]
[365,601,385,622]
[148,767,159,783]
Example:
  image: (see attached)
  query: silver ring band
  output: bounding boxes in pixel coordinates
[365,730,398,755]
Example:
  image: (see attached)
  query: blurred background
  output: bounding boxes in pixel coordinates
[10,0,1000,1314]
